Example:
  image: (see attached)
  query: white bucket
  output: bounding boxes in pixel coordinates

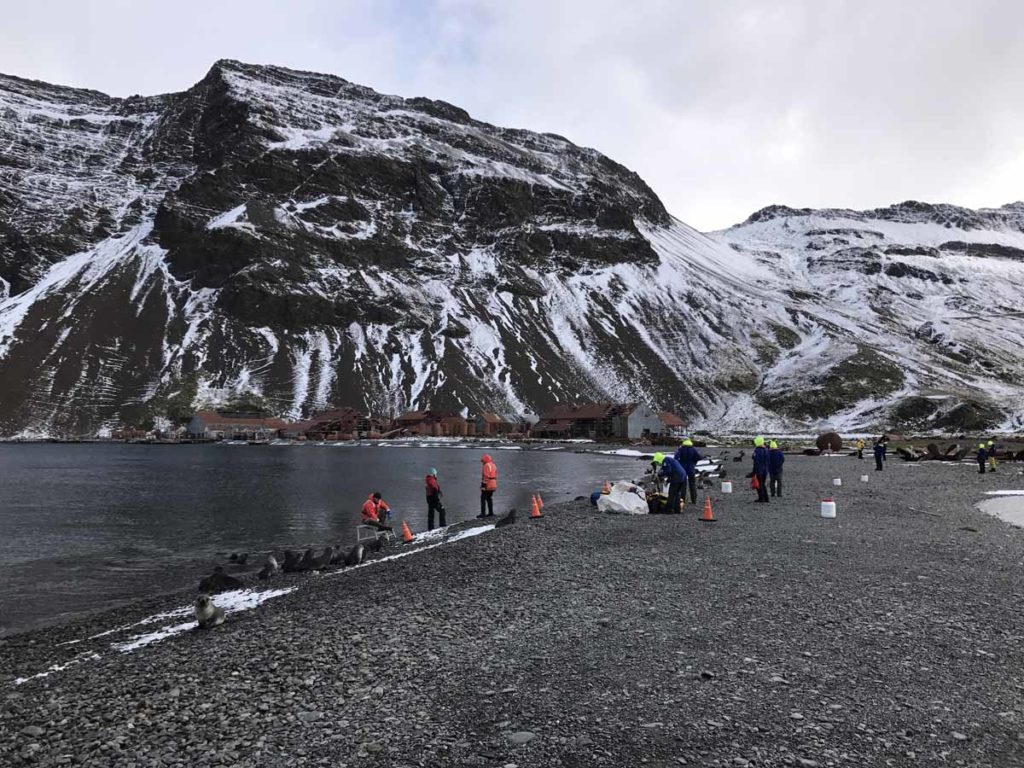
[821,499,837,519]
[832,478,842,487]
[860,474,869,483]
[721,481,733,494]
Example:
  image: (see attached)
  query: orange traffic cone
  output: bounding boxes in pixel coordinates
[401,521,415,542]
[530,495,543,519]
[699,497,716,523]
[601,480,611,494]
[537,493,544,510]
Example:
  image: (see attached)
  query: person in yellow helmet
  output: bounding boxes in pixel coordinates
[977,443,989,475]
[987,440,997,473]
[768,440,785,497]
[752,436,770,503]
[855,438,865,460]
[673,438,703,504]
[650,452,667,494]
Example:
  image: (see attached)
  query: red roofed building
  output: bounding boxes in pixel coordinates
[475,412,517,437]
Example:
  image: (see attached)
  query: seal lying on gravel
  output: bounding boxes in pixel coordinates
[344,543,365,566]
[296,548,318,571]
[257,555,281,580]
[297,547,334,571]
[313,546,334,570]
[282,550,302,573]
[198,566,244,594]
[495,508,516,528]
[194,595,225,629]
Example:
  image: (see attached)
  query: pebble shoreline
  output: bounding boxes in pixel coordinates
[3,456,1024,767]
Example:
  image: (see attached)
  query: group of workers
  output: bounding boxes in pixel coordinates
[751,436,785,503]
[977,440,999,474]
[649,436,787,513]
[360,454,500,532]
[359,436,1006,532]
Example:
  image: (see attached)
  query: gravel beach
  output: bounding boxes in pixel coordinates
[3,455,1024,767]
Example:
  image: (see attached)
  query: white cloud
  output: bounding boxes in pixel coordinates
[2,0,1021,229]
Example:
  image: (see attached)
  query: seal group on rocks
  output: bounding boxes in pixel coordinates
[194,594,225,629]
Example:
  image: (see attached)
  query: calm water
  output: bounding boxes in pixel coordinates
[0,442,643,635]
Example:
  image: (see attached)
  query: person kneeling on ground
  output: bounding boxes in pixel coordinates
[674,438,703,505]
[768,440,785,498]
[425,468,446,530]
[657,453,687,514]
[977,443,989,475]
[752,436,770,503]
[361,492,393,531]
[478,454,498,518]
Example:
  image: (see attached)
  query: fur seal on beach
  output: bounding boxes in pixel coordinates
[198,566,244,594]
[282,550,302,573]
[495,508,516,528]
[311,546,334,570]
[344,543,365,566]
[296,548,318,571]
[257,555,280,580]
[195,594,225,629]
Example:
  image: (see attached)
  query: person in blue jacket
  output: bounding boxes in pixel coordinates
[873,437,887,471]
[768,440,785,498]
[752,436,770,503]
[674,438,703,505]
[657,453,687,514]
[977,442,989,475]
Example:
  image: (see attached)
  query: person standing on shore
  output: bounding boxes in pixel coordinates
[873,438,887,471]
[752,437,770,503]
[856,438,865,460]
[657,453,687,514]
[478,454,498,518]
[425,468,446,530]
[987,439,997,473]
[674,438,702,505]
[768,440,785,498]
[977,443,989,475]
[361,492,393,531]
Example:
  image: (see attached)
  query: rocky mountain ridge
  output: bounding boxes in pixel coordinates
[1,60,1022,436]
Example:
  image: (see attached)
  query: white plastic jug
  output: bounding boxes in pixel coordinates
[821,499,837,518]
[721,481,733,494]
[860,474,869,483]
[832,478,842,487]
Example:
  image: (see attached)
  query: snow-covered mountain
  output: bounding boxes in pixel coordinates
[1,60,1022,436]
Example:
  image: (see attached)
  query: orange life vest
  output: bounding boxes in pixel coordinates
[481,456,497,491]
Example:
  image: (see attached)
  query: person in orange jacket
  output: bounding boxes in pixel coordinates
[361,492,393,531]
[425,468,446,530]
[477,454,497,518]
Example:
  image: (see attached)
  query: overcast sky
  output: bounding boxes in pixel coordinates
[2,0,1022,230]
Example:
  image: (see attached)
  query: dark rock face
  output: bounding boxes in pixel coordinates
[757,347,905,422]
[0,60,701,435]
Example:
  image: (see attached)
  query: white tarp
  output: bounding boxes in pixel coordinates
[597,481,649,515]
